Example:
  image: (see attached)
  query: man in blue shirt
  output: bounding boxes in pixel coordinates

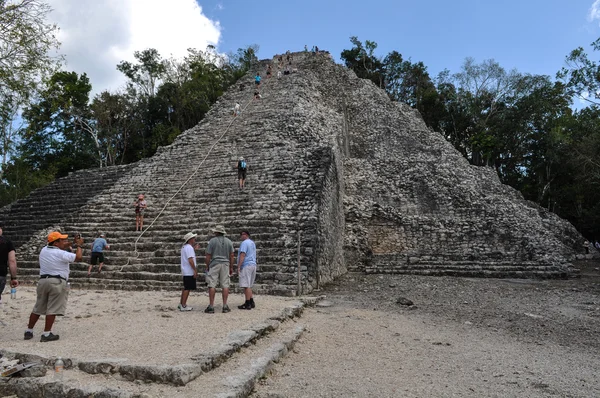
[237,230,257,310]
[88,233,110,276]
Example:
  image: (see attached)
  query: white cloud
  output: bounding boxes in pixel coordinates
[588,0,600,22]
[46,0,221,95]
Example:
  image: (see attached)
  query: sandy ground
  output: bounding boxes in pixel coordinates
[0,287,299,366]
[1,262,599,397]
[251,264,600,398]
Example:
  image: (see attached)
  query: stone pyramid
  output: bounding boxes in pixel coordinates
[0,51,585,295]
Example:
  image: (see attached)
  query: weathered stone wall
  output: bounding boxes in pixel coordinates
[333,62,585,276]
[311,145,346,290]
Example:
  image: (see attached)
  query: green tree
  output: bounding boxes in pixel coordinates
[117,48,166,98]
[558,37,600,106]
[0,0,62,177]
[341,37,384,88]
[438,58,522,165]
[91,90,140,165]
[383,51,443,130]
[229,44,259,75]
[19,71,96,175]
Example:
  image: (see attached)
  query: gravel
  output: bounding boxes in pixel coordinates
[251,262,600,397]
[2,261,599,397]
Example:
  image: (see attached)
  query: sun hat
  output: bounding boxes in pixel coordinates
[239,156,244,160]
[211,225,227,235]
[183,232,197,244]
[48,231,68,243]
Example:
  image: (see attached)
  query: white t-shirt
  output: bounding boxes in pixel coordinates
[39,245,76,280]
[180,244,196,276]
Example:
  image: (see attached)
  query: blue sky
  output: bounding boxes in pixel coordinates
[199,0,600,80]
[46,0,600,94]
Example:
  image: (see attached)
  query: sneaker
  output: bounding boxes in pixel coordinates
[222,304,231,313]
[178,304,192,311]
[238,303,251,310]
[40,332,59,342]
[250,298,255,309]
[24,331,33,340]
[204,305,215,314]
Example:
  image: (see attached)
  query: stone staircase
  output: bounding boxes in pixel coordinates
[1,53,345,295]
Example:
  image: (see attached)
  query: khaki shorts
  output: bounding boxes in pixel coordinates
[239,265,256,288]
[206,263,230,289]
[32,278,69,316]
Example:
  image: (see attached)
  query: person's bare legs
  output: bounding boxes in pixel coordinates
[27,313,56,332]
[208,287,216,306]
[98,262,103,273]
[244,287,253,301]
[43,315,56,332]
[222,287,229,305]
[180,290,190,306]
[139,215,144,231]
[87,264,93,276]
[27,313,40,329]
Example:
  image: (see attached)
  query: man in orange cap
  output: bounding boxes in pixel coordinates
[24,231,83,342]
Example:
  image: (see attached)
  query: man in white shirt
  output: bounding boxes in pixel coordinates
[179,232,198,311]
[24,231,83,342]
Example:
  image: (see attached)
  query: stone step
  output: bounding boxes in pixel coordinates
[365,267,570,278]
[174,317,306,397]
[17,263,310,280]
[16,274,298,295]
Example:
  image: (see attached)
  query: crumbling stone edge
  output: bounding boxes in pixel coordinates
[220,324,306,398]
[0,295,325,397]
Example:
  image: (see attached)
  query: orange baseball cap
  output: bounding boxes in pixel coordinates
[48,231,68,243]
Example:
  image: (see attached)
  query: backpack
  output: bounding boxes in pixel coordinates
[240,160,247,170]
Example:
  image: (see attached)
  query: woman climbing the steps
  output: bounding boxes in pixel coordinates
[133,194,147,231]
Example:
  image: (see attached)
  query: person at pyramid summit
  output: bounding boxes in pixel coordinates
[24,231,83,342]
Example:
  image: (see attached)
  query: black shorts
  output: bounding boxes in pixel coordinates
[238,169,247,179]
[90,252,104,265]
[183,276,197,290]
[255,80,260,85]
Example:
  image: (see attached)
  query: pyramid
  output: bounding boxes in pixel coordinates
[0,51,585,295]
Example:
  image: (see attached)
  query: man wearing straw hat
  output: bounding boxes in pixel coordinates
[204,225,234,313]
[179,232,198,311]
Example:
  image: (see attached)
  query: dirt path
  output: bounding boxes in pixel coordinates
[252,269,600,397]
[1,264,599,397]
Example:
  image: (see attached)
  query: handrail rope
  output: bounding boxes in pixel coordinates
[119,68,274,271]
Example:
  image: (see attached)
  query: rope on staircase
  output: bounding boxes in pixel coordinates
[119,66,274,271]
